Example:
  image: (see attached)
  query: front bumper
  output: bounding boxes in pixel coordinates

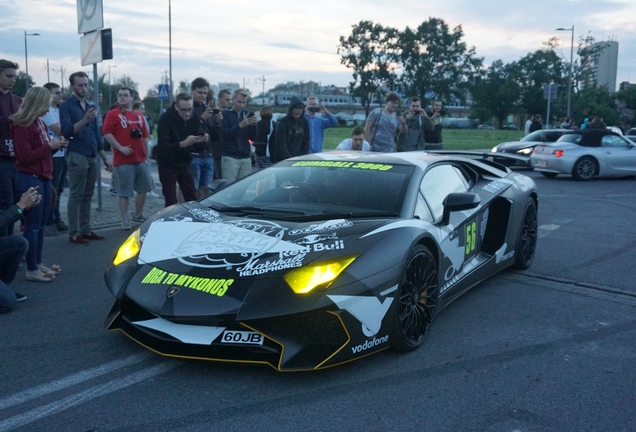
[106,299,355,371]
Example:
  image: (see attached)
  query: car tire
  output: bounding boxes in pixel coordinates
[513,199,538,270]
[390,244,438,352]
[572,156,597,181]
[540,172,558,178]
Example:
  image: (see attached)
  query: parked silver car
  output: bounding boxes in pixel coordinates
[492,129,568,168]
[530,130,636,180]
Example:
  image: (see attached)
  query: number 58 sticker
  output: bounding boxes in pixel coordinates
[465,222,477,255]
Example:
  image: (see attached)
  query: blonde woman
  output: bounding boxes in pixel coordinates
[11,87,67,282]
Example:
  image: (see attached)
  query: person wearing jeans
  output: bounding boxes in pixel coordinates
[0,189,38,312]
[11,86,66,282]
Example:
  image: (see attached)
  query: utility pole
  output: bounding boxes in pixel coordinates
[52,66,66,95]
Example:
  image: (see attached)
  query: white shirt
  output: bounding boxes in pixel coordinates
[40,106,65,157]
[524,119,533,135]
[335,138,371,151]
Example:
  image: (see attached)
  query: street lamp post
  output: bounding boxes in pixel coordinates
[168,0,173,105]
[108,64,117,106]
[556,25,574,119]
[24,31,40,91]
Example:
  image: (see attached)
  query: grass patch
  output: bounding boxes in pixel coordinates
[323,127,524,151]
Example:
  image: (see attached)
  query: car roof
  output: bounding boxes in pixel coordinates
[559,129,622,147]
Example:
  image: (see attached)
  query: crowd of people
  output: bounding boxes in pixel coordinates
[0,60,446,313]
[524,113,626,135]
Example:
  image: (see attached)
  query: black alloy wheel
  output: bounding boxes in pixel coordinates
[513,199,538,270]
[572,156,597,181]
[391,245,438,352]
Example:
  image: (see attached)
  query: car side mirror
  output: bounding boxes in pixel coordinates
[206,179,230,195]
[441,193,481,225]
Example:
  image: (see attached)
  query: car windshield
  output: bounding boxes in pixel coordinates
[556,134,582,144]
[202,160,415,218]
[522,130,563,143]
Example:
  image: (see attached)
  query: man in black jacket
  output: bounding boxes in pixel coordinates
[1,188,39,312]
[275,99,309,162]
[156,93,207,207]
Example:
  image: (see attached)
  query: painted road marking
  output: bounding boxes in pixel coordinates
[0,353,149,411]
[0,361,178,432]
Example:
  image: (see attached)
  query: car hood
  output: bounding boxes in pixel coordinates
[121,202,390,319]
[495,141,541,152]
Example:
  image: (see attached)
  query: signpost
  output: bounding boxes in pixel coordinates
[158,83,170,114]
[76,0,108,210]
[76,0,103,34]
[158,84,170,100]
[543,83,559,128]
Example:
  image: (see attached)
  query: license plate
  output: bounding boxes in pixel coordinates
[534,160,547,167]
[220,330,264,345]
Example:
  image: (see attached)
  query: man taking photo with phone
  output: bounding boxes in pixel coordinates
[424,100,445,151]
[220,89,257,182]
[190,77,221,198]
[60,71,113,245]
[304,96,337,154]
[397,96,433,152]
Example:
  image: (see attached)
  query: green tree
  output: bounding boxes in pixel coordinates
[470,60,520,128]
[114,75,139,96]
[572,86,619,125]
[616,85,636,112]
[143,86,161,127]
[396,18,483,105]
[507,48,566,124]
[12,72,35,97]
[338,20,400,116]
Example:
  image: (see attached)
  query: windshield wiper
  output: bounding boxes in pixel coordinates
[320,211,398,219]
[212,205,305,216]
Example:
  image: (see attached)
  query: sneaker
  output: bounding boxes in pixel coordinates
[109,188,118,196]
[132,215,147,223]
[82,231,105,240]
[56,220,68,232]
[44,224,60,237]
[147,191,159,198]
[121,217,131,230]
[69,235,89,245]
[15,293,27,302]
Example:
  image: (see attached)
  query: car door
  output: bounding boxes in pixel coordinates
[418,164,485,293]
[600,135,636,173]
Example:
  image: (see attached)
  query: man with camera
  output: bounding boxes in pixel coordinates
[396,96,434,152]
[60,71,113,245]
[102,87,153,230]
[220,89,257,182]
[424,100,445,150]
[304,96,337,154]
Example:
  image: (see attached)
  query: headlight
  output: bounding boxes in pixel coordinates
[113,229,141,265]
[517,148,533,155]
[284,254,358,294]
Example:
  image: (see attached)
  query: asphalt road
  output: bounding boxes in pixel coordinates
[1,170,635,432]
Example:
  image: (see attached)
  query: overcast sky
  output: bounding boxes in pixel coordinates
[1,0,634,98]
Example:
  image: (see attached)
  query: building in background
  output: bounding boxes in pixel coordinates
[582,40,619,93]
